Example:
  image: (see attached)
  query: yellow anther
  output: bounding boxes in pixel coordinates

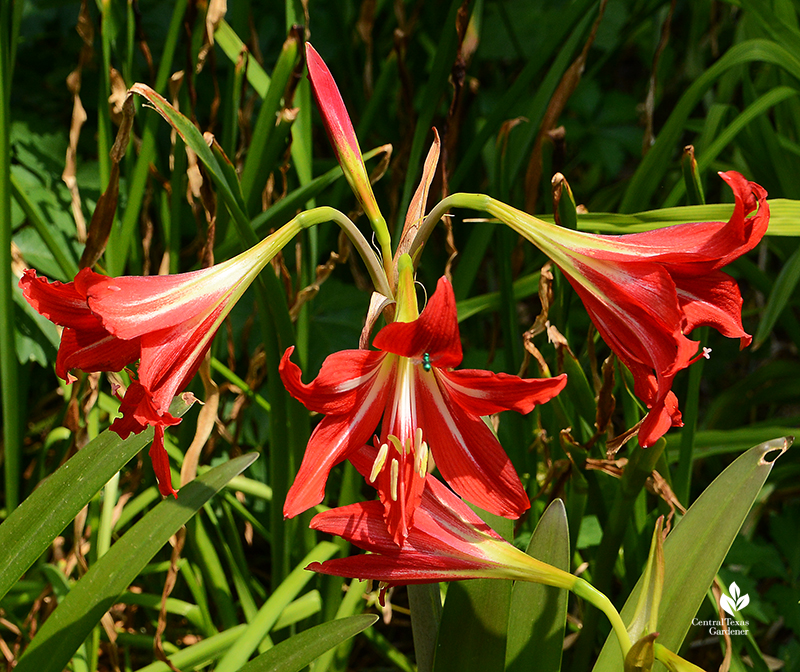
[369,443,389,483]
[414,427,423,454]
[415,441,429,477]
[388,435,404,455]
[390,459,399,501]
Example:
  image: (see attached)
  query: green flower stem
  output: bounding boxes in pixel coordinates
[372,215,395,289]
[293,207,393,300]
[572,578,632,657]
[409,193,496,262]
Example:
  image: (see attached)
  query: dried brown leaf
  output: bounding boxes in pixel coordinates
[79,94,135,269]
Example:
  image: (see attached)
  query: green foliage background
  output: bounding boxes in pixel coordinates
[1,0,799,671]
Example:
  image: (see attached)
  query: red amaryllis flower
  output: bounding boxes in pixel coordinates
[306,445,578,591]
[20,226,298,496]
[488,171,768,447]
[309,449,635,659]
[280,270,567,543]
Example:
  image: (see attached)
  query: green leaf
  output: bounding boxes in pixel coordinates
[240,29,301,214]
[433,510,513,672]
[592,437,792,672]
[506,500,570,672]
[15,452,258,672]
[665,87,798,208]
[214,542,340,672]
[214,20,271,97]
[129,83,252,244]
[132,625,248,672]
[621,40,800,212]
[0,397,193,602]
[407,584,443,672]
[753,242,800,349]
[237,615,379,672]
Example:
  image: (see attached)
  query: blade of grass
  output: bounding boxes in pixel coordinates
[752,242,800,349]
[662,86,799,207]
[237,615,379,672]
[214,542,340,672]
[110,0,187,275]
[621,39,800,212]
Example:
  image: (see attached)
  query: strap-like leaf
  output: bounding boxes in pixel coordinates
[238,615,378,672]
[14,452,258,672]
[592,436,792,672]
[0,397,193,602]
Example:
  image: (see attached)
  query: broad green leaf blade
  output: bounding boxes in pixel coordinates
[310,578,371,672]
[592,437,792,672]
[433,511,513,672]
[0,397,193,601]
[237,615,378,672]
[506,500,570,672]
[407,584,443,672]
[14,452,258,672]
[433,580,512,672]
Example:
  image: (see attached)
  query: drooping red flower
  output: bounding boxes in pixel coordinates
[306,445,578,590]
[20,228,296,496]
[280,270,567,543]
[309,448,639,659]
[489,171,769,447]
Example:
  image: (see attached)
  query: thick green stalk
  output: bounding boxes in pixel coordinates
[1,0,21,512]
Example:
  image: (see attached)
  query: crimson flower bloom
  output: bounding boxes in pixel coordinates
[310,445,635,658]
[280,265,567,543]
[20,226,298,496]
[307,445,579,591]
[489,171,768,447]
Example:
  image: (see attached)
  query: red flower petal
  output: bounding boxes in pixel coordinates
[149,426,178,498]
[279,346,390,414]
[284,409,389,518]
[76,266,236,340]
[19,268,101,330]
[373,277,462,368]
[675,270,750,347]
[439,368,567,416]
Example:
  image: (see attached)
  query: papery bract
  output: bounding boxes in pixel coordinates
[20,225,299,496]
[281,268,566,543]
[488,171,768,447]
